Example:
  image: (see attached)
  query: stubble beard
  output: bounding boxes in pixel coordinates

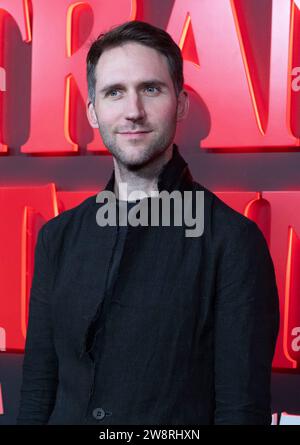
[97,113,178,171]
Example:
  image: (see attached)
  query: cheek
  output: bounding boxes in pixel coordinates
[147,100,177,122]
[97,105,120,127]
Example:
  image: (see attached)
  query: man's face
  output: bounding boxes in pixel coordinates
[87,42,188,169]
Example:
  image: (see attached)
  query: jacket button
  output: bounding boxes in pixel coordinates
[92,407,106,420]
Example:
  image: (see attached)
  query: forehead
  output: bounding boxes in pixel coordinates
[95,42,172,86]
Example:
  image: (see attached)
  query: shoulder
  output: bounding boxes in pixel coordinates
[191,180,267,253]
[39,193,98,255]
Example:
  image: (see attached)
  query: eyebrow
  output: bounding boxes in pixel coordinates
[99,80,169,95]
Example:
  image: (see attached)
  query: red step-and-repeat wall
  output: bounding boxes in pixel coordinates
[0,0,300,424]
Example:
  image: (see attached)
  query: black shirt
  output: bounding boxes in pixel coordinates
[89,198,139,362]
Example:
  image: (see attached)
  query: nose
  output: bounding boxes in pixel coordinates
[124,91,145,122]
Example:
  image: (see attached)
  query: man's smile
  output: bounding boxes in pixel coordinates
[117,130,153,138]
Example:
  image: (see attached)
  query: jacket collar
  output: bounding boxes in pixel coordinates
[103,144,193,195]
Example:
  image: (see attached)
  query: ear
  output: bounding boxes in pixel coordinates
[176,89,189,122]
[86,99,99,128]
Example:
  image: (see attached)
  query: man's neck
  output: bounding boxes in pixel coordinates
[113,144,174,201]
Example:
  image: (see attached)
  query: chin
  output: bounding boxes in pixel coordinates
[120,151,154,169]
[122,156,149,169]
[120,144,149,160]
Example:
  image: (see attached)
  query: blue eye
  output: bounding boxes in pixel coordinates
[145,86,159,94]
[109,89,120,97]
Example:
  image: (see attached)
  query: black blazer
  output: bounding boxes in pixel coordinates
[17,145,279,425]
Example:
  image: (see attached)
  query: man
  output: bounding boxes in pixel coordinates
[17,20,279,425]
